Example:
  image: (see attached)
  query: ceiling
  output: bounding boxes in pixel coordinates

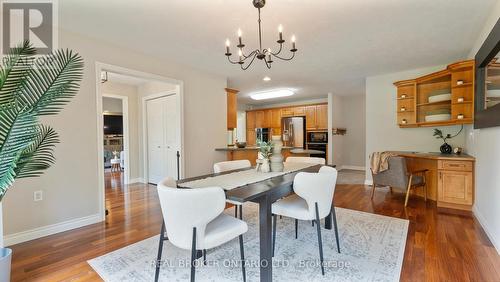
[60,0,496,106]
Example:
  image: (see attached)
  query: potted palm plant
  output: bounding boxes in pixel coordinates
[0,41,83,281]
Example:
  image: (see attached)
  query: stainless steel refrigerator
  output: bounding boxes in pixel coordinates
[282,117,305,148]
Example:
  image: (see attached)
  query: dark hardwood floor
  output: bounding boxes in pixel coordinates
[9,171,500,281]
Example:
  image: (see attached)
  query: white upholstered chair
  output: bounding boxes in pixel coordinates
[155,178,248,282]
[213,160,251,219]
[271,166,340,275]
[285,156,326,165]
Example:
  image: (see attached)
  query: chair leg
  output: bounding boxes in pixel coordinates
[190,228,197,282]
[239,235,246,282]
[295,219,298,239]
[272,214,277,257]
[239,205,243,220]
[234,206,238,218]
[154,222,166,282]
[423,173,428,202]
[371,183,376,199]
[203,250,207,265]
[331,208,341,253]
[314,203,325,276]
[404,175,413,207]
[312,220,314,227]
[390,186,393,194]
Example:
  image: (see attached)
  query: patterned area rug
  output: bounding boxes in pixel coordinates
[88,204,408,282]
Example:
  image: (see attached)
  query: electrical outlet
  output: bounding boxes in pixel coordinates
[34,190,43,202]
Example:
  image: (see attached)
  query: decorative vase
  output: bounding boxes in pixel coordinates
[440,142,452,154]
[0,247,11,282]
[261,159,271,173]
[270,136,284,172]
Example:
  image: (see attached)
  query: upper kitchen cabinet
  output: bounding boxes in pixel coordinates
[305,104,328,130]
[225,88,238,129]
[255,110,265,128]
[305,106,316,130]
[246,110,256,129]
[270,108,282,128]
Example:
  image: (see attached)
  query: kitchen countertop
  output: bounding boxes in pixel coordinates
[215,146,295,151]
[290,148,325,155]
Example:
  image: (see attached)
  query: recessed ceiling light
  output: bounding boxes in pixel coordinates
[263,76,271,82]
[250,89,294,100]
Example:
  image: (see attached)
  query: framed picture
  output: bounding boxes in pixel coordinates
[475,19,500,129]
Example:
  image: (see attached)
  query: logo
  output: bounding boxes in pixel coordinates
[1,0,58,54]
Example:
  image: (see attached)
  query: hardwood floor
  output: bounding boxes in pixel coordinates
[9,172,500,281]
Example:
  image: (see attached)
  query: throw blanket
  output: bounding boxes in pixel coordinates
[370,151,398,174]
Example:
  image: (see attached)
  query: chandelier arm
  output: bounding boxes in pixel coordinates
[241,49,258,60]
[240,52,258,70]
[264,59,272,69]
[271,51,296,61]
[227,56,242,64]
[270,43,283,56]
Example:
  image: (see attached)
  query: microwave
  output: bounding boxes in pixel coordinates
[307,131,328,143]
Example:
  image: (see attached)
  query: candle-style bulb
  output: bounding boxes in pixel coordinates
[268,48,272,54]
[237,29,242,37]
[238,49,243,57]
[291,35,296,42]
[225,39,230,47]
[278,25,283,33]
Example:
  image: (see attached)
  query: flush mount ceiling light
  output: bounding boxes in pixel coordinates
[250,89,294,100]
[224,0,298,70]
[263,76,271,81]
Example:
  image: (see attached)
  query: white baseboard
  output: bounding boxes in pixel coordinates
[364,179,373,186]
[472,206,500,255]
[3,213,102,246]
[129,177,145,184]
[341,165,366,171]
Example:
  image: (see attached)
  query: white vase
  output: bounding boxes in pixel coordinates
[261,159,271,173]
[270,136,284,172]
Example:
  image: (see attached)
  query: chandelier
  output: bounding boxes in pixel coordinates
[224,0,298,70]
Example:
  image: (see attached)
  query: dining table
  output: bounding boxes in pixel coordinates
[177,163,334,282]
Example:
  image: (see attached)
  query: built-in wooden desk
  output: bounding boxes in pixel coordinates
[396,152,475,211]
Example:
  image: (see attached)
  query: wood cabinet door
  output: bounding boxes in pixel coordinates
[293,106,305,116]
[438,170,473,205]
[281,107,293,117]
[255,110,265,128]
[271,108,282,128]
[262,110,272,128]
[316,104,328,130]
[305,106,317,130]
[246,111,256,129]
[226,91,237,129]
[246,130,256,145]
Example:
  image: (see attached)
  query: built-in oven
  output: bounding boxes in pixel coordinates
[307,131,328,143]
[256,128,271,143]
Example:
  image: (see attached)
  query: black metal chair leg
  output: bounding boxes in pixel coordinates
[239,205,243,220]
[234,206,238,218]
[331,207,341,253]
[239,235,246,282]
[315,203,325,276]
[272,214,277,257]
[312,220,314,227]
[295,219,298,239]
[203,250,207,265]
[190,228,197,282]
[154,222,166,282]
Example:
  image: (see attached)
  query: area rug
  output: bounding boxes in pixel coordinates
[88,204,408,282]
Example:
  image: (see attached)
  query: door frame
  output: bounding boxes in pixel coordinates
[102,93,130,184]
[95,62,185,221]
[142,90,181,184]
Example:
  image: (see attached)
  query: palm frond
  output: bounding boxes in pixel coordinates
[18,49,83,116]
[0,103,37,194]
[0,40,36,106]
[14,125,59,178]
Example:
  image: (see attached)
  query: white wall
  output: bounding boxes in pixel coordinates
[465,0,500,253]
[2,29,227,245]
[365,66,468,181]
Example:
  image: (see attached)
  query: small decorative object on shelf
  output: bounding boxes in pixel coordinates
[457,114,464,120]
[457,97,464,103]
[456,80,464,85]
[400,107,406,112]
[401,94,407,99]
[332,128,347,135]
[401,119,408,125]
[453,147,463,154]
[433,126,463,154]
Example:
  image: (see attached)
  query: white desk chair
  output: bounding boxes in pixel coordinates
[155,178,248,282]
[271,166,340,276]
[285,156,326,165]
[213,160,251,219]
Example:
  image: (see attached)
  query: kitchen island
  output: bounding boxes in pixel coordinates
[215,146,316,165]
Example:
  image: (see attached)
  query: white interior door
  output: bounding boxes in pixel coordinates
[146,94,178,184]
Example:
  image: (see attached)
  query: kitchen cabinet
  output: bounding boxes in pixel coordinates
[437,160,474,208]
[281,107,294,117]
[246,111,255,129]
[316,104,328,130]
[226,88,238,129]
[292,106,305,116]
[255,110,265,128]
[271,108,281,128]
[246,130,256,145]
[305,106,316,130]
